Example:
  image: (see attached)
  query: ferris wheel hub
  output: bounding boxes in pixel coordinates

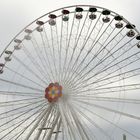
[45,82,63,102]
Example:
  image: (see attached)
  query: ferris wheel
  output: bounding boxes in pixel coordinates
[0,5,140,140]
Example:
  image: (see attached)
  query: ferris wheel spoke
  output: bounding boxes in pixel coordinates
[10,107,46,140]
[67,104,86,140]
[0,102,46,139]
[93,83,140,95]
[63,11,89,83]
[99,42,139,73]
[53,118,62,140]
[65,24,105,85]
[44,113,60,140]
[30,34,49,72]
[77,84,140,96]
[58,15,65,83]
[0,102,46,128]
[21,42,50,83]
[82,67,140,90]
[39,108,61,137]
[94,43,139,78]
[67,19,115,84]
[0,100,45,109]
[0,97,44,105]
[66,13,102,76]
[74,40,139,88]
[73,95,140,104]
[30,33,54,82]
[74,101,140,140]
[74,12,102,53]
[70,106,97,140]
[62,12,102,84]
[43,26,62,82]
[73,102,112,140]
[58,104,70,139]
[41,105,59,139]
[0,101,46,134]
[0,101,44,108]
[13,55,48,85]
[69,26,126,85]
[65,18,95,83]
[21,43,51,83]
[72,35,126,84]
[94,83,140,91]
[0,102,47,121]
[5,66,45,88]
[55,20,63,83]
[62,11,76,78]
[69,104,92,140]
[67,27,117,86]
[66,108,84,140]
[70,44,125,89]
[54,22,63,82]
[67,18,117,84]
[15,110,46,140]
[77,99,140,121]
[40,31,56,81]
[59,102,78,140]
[41,106,58,140]
[63,20,81,83]
[49,26,59,81]
[61,19,69,84]
[72,112,98,140]
[84,38,137,81]
[90,67,140,86]
[34,105,56,140]
[0,77,43,92]
[0,99,45,119]
[24,104,53,140]
[0,90,43,97]
[73,50,140,91]
[90,36,136,75]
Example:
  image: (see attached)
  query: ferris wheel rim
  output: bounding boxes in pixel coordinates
[1,4,140,58]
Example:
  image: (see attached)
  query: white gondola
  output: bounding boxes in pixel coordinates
[36,21,44,26]
[5,50,12,55]
[89,14,97,20]
[14,45,22,50]
[62,16,69,21]
[25,29,32,34]
[115,22,123,29]
[126,30,135,37]
[0,63,5,67]
[14,39,22,44]
[62,9,69,21]
[5,56,12,62]
[75,14,83,19]
[137,43,140,48]
[102,17,110,23]
[24,35,32,40]
[36,26,43,32]
[75,7,83,20]
[0,69,3,74]
[49,19,56,26]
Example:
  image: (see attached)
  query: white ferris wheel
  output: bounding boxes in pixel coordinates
[0,5,140,140]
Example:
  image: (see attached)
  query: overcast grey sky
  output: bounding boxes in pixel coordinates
[0,0,140,139]
[0,0,140,50]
